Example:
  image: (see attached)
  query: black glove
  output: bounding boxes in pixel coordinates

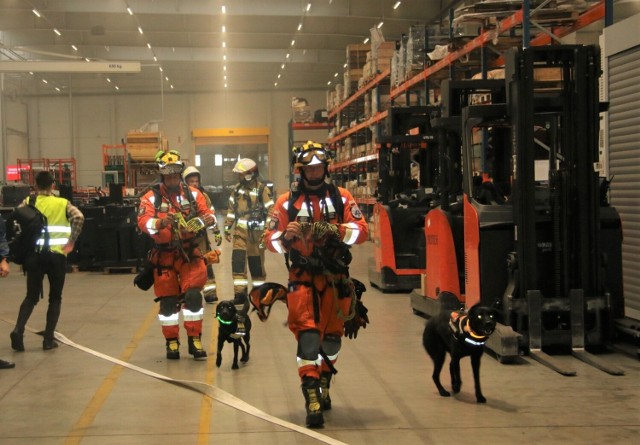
[344,300,369,339]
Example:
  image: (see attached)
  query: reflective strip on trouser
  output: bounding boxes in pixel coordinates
[297,354,323,380]
[203,281,217,296]
[182,308,204,337]
[232,248,248,296]
[159,312,180,339]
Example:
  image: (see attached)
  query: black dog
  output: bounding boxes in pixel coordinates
[215,300,251,370]
[423,304,496,403]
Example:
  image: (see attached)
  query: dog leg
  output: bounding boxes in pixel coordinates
[241,338,250,363]
[216,337,224,368]
[232,340,240,369]
[450,356,462,394]
[431,350,450,397]
[471,353,486,403]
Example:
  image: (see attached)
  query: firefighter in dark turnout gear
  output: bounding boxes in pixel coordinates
[137,151,216,361]
[224,158,274,335]
[263,141,369,428]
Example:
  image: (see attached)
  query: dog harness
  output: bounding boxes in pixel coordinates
[449,312,489,346]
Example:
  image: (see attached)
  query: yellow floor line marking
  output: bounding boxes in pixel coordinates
[1,313,349,445]
[63,306,157,445]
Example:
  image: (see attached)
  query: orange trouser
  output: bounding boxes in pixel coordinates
[152,247,207,339]
[286,272,352,380]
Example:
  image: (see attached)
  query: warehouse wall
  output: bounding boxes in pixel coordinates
[6,88,327,193]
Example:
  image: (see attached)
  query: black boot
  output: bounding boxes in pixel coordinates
[43,302,61,350]
[188,336,208,361]
[10,301,35,352]
[319,372,332,410]
[301,376,324,428]
[166,338,180,360]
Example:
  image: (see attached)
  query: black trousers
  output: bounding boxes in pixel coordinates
[24,251,67,305]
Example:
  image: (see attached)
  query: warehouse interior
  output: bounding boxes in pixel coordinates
[1,1,640,444]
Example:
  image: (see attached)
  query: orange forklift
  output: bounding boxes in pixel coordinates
[368,106,438,292]
[411,45,625,375]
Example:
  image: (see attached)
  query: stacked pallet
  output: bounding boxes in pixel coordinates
[126,131,166,161]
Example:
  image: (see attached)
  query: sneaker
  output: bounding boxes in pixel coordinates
[301,377,324,428]
[10,331,24,352]
[319,372,332,410]
[188,336,208,361]
[166,338,180,360]
[43,338,59,350]
[0,359,15,369]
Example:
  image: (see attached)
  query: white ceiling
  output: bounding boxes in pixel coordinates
[0,1,636,97]
[0,0,451,96]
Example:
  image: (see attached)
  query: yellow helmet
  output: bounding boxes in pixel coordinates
[156,150,184,175]
[292,141,329,169]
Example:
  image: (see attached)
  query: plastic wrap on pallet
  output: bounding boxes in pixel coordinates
[407,25,426,72]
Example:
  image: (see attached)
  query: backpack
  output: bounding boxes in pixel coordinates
[5,195,49,265]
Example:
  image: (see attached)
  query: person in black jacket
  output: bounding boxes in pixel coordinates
[9,171,85,351]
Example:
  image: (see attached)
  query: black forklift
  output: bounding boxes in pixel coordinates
[412,45,625,375]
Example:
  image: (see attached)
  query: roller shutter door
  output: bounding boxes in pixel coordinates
[608,46,640,317]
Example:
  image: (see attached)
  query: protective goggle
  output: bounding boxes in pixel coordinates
[297,149,328,166]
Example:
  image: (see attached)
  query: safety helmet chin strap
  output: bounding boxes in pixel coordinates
[300,166,327,188]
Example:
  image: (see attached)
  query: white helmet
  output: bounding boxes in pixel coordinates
[233,158,257,174]
[182,166,201,181]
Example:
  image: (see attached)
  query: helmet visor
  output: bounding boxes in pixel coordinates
[298,149,327,166]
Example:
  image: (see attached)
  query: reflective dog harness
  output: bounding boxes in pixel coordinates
[449,312,488,346]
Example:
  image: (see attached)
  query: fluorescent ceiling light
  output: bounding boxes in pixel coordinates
[286,53,290,58]
[224,83,228,88]
[334,72,338,77]
[364,37,370,44]
[222,25,226,32]
[274,82,278,86]
[291,39,295,46]
[222,41,226,48]
[71,45,78,51]
[223,54,227,60]
[106,77,111,82]
[221,5,226,14]
[306,3,311,12]
[343,63,347,68]
[393,1,401,9]
[127,7,133,15]
[165,76,169,81]
[53,28,62,36]
[281,63,285,69]
[115,85,119,90]
[377,21,384,29]
[298,23,303,31]
[159,66,163,72]
[327,81,331,85]
[32,9,41,17]
[138,27,143,34]
[42,79,48,84]
[170,85,174,89]
[55,87,60,91]
[153,56,158,61]
[147,43,151,49]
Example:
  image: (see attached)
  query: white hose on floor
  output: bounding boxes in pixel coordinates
[52,331,350,445]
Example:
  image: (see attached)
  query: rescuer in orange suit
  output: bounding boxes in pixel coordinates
[262,141,369,428]
[137,150,216,361]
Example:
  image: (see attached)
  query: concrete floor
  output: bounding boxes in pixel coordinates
[1,241,639,445]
